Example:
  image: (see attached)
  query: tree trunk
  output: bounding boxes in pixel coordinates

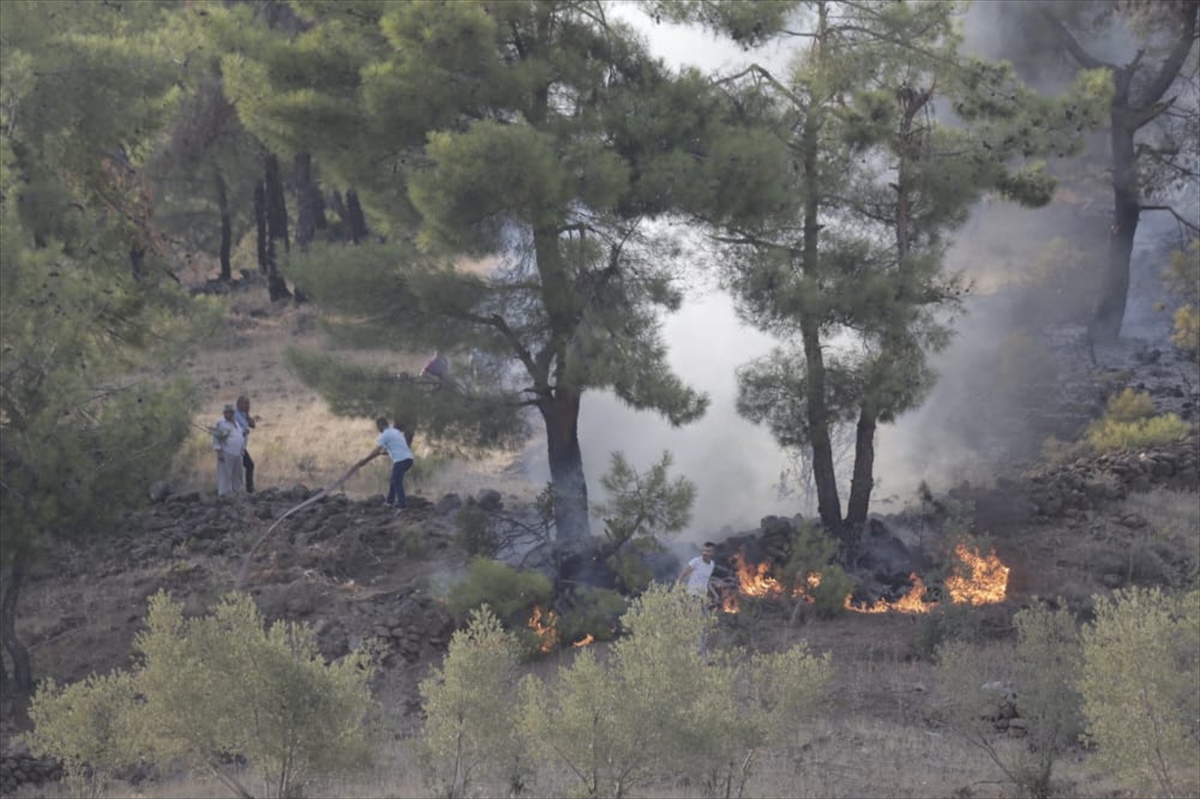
[799,89,844,535]
[216,170,233,282]
[293,152,325,252]
[254,181,269,276]
[1093,115,1139,344]
[540,388,590,540]
[1,548,33,694]
[845,407,876,533]
[264,153,292,302]
[345,189,368,244]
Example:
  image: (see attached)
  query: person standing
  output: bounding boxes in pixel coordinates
[678,541,718,657]
[678,541,717,601]
[235,394,257,494]
[212,404,246,497]
[375,417,415,511]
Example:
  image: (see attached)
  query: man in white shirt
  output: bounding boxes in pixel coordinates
[678,542,717,600]
[212,404,246,497]
[374,417,415,511]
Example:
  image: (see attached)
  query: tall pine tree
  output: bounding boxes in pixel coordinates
[220,0,790,539]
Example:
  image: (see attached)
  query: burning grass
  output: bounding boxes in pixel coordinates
[720,543,1011,616]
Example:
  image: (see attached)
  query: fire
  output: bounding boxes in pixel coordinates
[527,605,559,653]
[945,543,1010,605]
[845,573,932,614]
[732,551,786,597]
[571,634,595,648]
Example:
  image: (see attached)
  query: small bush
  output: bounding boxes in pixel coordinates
[445,557,553,623]
[1086,389,1190,453]
[912,603,987,660]
[454,503,497,557]
[1165,239,1199,355]
[781,520,853,618]
[134,591,379,799]
[936,602,1083,799]
[555,585,627,645]
[24,671,140,799]
[419,607,529,799]
[1079,587,1200,799]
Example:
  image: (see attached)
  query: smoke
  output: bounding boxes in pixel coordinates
[522,3,1192,540]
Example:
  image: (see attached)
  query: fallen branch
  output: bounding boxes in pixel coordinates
[235,449,381,591]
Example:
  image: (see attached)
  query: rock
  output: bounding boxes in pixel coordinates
[149,480,172,503]
[436,493,464,514]
[475,489,503,511]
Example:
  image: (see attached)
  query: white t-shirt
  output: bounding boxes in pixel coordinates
[684,556,715,596]
[377,426,414,463]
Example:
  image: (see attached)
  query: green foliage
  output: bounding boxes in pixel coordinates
[913,602,988,660]
[1079,588,1200,799]
[555,586,627,646]
[134,591,378,799]
[780,520,853,618]
[595,451,696,554]
[1165,240,1199,355]
[419,607,529,799]
[23,671,141,799]
[936,602,1083,799]
[521,584,832,799]
[1086,389,1190,453]
[445,557,553,624]
[454,503,497,557]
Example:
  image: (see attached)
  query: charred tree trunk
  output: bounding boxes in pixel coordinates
[1,548,32,694]
[130,247,145,282]
[293,152,325,252]
[216,170,233,282]
[345,189,368,244]
[253,181,268,276]
[540,388,590,541]
[263,153,292,302]
[845,408,876,538]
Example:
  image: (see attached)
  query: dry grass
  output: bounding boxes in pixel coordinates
[170,287,531,502]
[8,716,1125,799]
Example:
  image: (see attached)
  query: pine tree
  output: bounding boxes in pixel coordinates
[664,0,1107,540]
[989,0,1200,343]
[0,0,206,692]
[221,0,791,539]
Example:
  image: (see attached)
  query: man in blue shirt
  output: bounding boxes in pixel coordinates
[235,395,257,494]
[375,417,415,511]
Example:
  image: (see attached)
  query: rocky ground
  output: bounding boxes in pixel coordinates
[1,281,1197,795]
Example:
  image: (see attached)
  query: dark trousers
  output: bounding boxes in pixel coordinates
[242,449,255,493]
[387,458,414,508]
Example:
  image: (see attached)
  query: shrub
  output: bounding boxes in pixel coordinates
[936,602,1083,799]
[520,584,832,799]
[419,607,529,799]
[454,503,497,557]
[555,585,627,646]
[780,520,854,617]
[134,590,378,799]
[1086,389,1190,453]
[445,556,553,623]
[1079,587,1200,799]
[24,671,141,799]
[593,451,696,558]
[912,602,987,660]
[1165,239,1199,355]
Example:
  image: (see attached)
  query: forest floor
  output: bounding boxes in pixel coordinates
[1,276,1197,799]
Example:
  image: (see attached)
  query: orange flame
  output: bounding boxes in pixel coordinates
[571,634,595,648]
[845,573,932,614]
[527,605,558,653]
[946,543,1009,605]
[732,551,786,597]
